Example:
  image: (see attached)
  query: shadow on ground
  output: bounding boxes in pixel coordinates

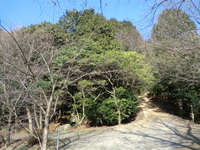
[6,96,200,150]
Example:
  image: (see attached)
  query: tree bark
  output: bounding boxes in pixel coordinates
[5,111,12,149]
[117,109,121,125]
[41,87,55,150]
[190,104,194,122]
[177,99,183,117]
[39,110,43,129]
[26,107,34,133]
[41,106,50,150]
[33,104,40,129]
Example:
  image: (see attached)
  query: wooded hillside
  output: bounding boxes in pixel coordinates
[0,7,199,150]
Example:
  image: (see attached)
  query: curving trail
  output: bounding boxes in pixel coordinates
[59,96,200,150]
[10,96,200,150]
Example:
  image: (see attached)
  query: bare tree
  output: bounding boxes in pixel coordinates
[0,25,59,149]
[0,30,29,149]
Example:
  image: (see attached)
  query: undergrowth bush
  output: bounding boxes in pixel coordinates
[86,88,140,126]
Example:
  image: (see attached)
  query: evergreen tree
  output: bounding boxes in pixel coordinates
[58,9,120,53]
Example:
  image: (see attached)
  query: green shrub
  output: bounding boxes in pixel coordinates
[86,88,140,126]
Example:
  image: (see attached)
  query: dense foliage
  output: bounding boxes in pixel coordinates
[53,9,153,125]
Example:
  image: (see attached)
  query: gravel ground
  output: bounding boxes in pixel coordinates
[8,96,200,150]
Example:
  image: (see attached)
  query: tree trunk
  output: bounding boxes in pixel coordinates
[117,109,122,125]
[39,110,43,129]
[26,107,33,133]
[0,134,6,150]
[33,104,40,129]
[190,104,194,122]
[177,99,183,117]
[113,89,122,125]
[41,83,56,150]
[5,111,12,149]
[41,101,52,150]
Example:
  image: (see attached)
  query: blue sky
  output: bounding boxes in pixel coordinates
[0,0,166,39]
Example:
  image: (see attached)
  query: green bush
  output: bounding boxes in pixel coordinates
[86,88,140,126]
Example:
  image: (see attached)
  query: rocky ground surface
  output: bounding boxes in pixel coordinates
[4,96,200,150]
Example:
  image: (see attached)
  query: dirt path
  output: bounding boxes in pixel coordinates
[9,96,200,150]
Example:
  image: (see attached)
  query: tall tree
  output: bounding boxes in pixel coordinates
[152,9,196,42]
[150,9,200,122]
[59,8,120,53]
[151,8,199,84]
[111,19,144,52]
[147,0,199,27]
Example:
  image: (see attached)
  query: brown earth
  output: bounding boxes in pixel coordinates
[4,96,200,150]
